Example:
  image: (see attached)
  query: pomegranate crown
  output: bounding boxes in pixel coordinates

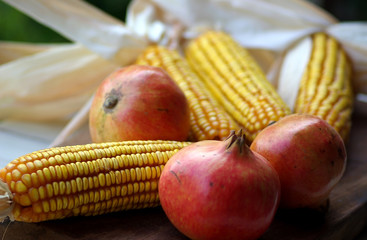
[226,129,248,154]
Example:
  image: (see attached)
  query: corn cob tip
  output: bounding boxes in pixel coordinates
[0,180,14,222]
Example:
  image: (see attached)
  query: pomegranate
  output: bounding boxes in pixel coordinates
[89,65,191,142]
[159,130,280,240]
[250,114,347,209]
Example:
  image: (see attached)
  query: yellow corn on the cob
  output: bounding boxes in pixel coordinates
[0,140,190,222]
[294,32,354,141]
[135,45,239,142]
[185,31,291,142]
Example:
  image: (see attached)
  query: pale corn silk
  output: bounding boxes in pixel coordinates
[0,0,366,162]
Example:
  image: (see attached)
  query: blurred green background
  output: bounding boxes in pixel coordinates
[0,0,366,43]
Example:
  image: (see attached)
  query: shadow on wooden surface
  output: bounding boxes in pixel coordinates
[1,207,188,240]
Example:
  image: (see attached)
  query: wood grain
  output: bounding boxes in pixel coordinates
[1,113,366,240]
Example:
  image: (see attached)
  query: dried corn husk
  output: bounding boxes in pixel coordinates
[0,44,117,121]
[4,0,149,64]
[0,42,64,65]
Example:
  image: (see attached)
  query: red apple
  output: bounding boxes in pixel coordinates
[89,65,190,142]
[250,114,347,209]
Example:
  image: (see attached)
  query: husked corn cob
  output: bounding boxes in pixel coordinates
[135,45,239,141]
[294,32,353,141]
[0,140,190,222]
[185,31,291,142]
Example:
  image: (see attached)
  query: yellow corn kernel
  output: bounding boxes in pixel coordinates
[186,31,291,142]
[135,45,239,141]
[294,32,354,141]
[0,140,191,222]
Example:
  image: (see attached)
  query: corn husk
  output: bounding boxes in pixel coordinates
[4,0,148,63]
[277,36,313,111]
[0,44,117,121]
[0,42,64,65]
[1,0,366,164]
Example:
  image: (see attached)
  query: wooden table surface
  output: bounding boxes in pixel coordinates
[0,113,366,240]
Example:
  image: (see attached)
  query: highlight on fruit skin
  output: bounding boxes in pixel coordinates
[294,32,354,142]
[135,45,239,142]
[0,140,191,222]
[185,30,291,142]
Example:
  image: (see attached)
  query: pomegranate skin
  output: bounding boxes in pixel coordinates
[159,133,280,240]
[250,114,347,209]
[89,65,190,142]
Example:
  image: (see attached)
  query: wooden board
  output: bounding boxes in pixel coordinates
[1,113,366,240]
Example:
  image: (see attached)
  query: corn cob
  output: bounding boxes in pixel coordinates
[294,32,354,141]
[185,31,291,142]
[0,140,190,222]
[135,45,239,141]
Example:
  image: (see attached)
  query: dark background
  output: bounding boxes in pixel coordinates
[0,0,366,44]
